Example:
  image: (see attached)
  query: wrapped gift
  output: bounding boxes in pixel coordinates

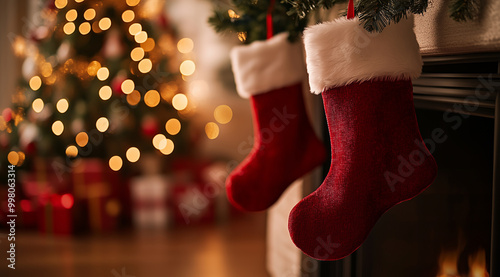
[37,193,73,235]
[129,174,170,229]
[72,158,122,233]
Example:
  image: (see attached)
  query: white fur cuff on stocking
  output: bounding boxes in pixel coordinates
[303,17,423,94]
[230,33,307,99]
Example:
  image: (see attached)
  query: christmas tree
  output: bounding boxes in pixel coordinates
[1,0,194,174]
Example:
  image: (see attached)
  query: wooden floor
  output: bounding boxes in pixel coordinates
[0,213,270,277]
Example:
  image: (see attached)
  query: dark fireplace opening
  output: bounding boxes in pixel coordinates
[355,108,493,277]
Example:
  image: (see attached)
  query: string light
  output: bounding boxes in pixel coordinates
[99,17,112,31]
[165,118,181,135]
[79,22,91,35]
[17,152,25,166]
[66,145,78,157]
[97,67,109,81]
[214,105,233,124]
[228,9,240,19]
[75,132,89,147]
[138,58,152,73]
[238,32,247,42]
[126,147,140,162]
[121,79,135,94]
[52,121,64,136]
[54,0,67,9]
[99,86,112,100]
[141,38,155,52]
[135,31,148,43]
[179,60,195,76]
[29,76,42,91]
[172,94,188,110]
[40,62,53,77]
[32,98,44,113]
[7,151,19,165]
[87,61,101,76]
[130,47,144,61]
[177,38,194,53]
[122,10,135,22]
[126,0,141,7]
[127,90,141,106]
[144,90,160,107]
[152,134,167,150]
[129,23,142,36]
[56,99,69,113]
[96,117,109,132]
[84,8,96,20]
[109,156,123,171]
[205,122,219,139]
[160,139,174,155]
[66,9,78,21]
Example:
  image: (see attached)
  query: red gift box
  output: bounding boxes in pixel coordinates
[72,158,122,233]
[37,193,73,235]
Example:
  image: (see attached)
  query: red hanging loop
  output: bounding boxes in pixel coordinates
[347,0,355,19]
[266,0,276,39]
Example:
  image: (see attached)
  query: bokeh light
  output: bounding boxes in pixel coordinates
[126,147,140,163]
[66,145,78,157]
[144,90,160,107]
[121,79,135,94]
[127,90,141,106]
[96,117,109,132]
[75,132,89,147]
[165,118,181,135]
[205,122,219,140]
[177,38,194,53]
[99,85,112,100]
[138,58,152,73]
[84,9,96,20]
[214,105,233,124]
[29,76,42,91]
[32,98,44,113]
[109,156,123,171]
[52,121,64,136]
[130,47,144,61]
[99,17,112,31]
[180,60,195,76]
[56,99,69,113]
[97,67,109,81]
[172,94,188,110]
[122,10,135,22]
[79,22,91,35]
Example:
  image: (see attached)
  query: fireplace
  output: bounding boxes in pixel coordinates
[312,53,500,277]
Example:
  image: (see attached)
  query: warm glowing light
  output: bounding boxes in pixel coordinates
[177,38,194,53]
[96,117,109,132]
[32,98,44,113]
[56,99,69,113]
[122,10,135,22]
[205,122,219,139]
[238,32,247,42]
[79,22,91,35]
[126,0,141,6]
[121,79,135,94]
[214,105,233,124]
[29,76,42,91]
[141,38,155,52]
[97,67,109,81]
[87,60,101,76]
[152,134,167,150]
[127,90,141,106]
[172,94,188,110]
[66,9,78,21]
[144,90,160,107]
[84,8,96,20]
[7,151,19,165]
[109,156,123,171]
[75,132,89,147]
[99,85,112,100]
[40,62,53,77]
[129,23,142,35]
[160,139,174,155]
[126,147,140,162]
[135,31,148,43]
[228,9,240,19]
[75,0,84,2]
[17,152,25,166]
[165,118,181,135]
[138,58,152,73]
[99,17,112,31]
[130,47,144,61]
[180,60,195,76]
[55,0,67,9]
[52,121,64,136]
[61,194,74,209]
[66,145,78,157]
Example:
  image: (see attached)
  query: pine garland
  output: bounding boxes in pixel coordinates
[449,0,480,22]
[208,0,308,44]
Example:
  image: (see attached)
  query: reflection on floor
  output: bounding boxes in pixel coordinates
[0,213,269,277]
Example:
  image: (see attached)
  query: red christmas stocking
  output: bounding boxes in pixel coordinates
[227,33,326,212]
[288,17,438,260]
